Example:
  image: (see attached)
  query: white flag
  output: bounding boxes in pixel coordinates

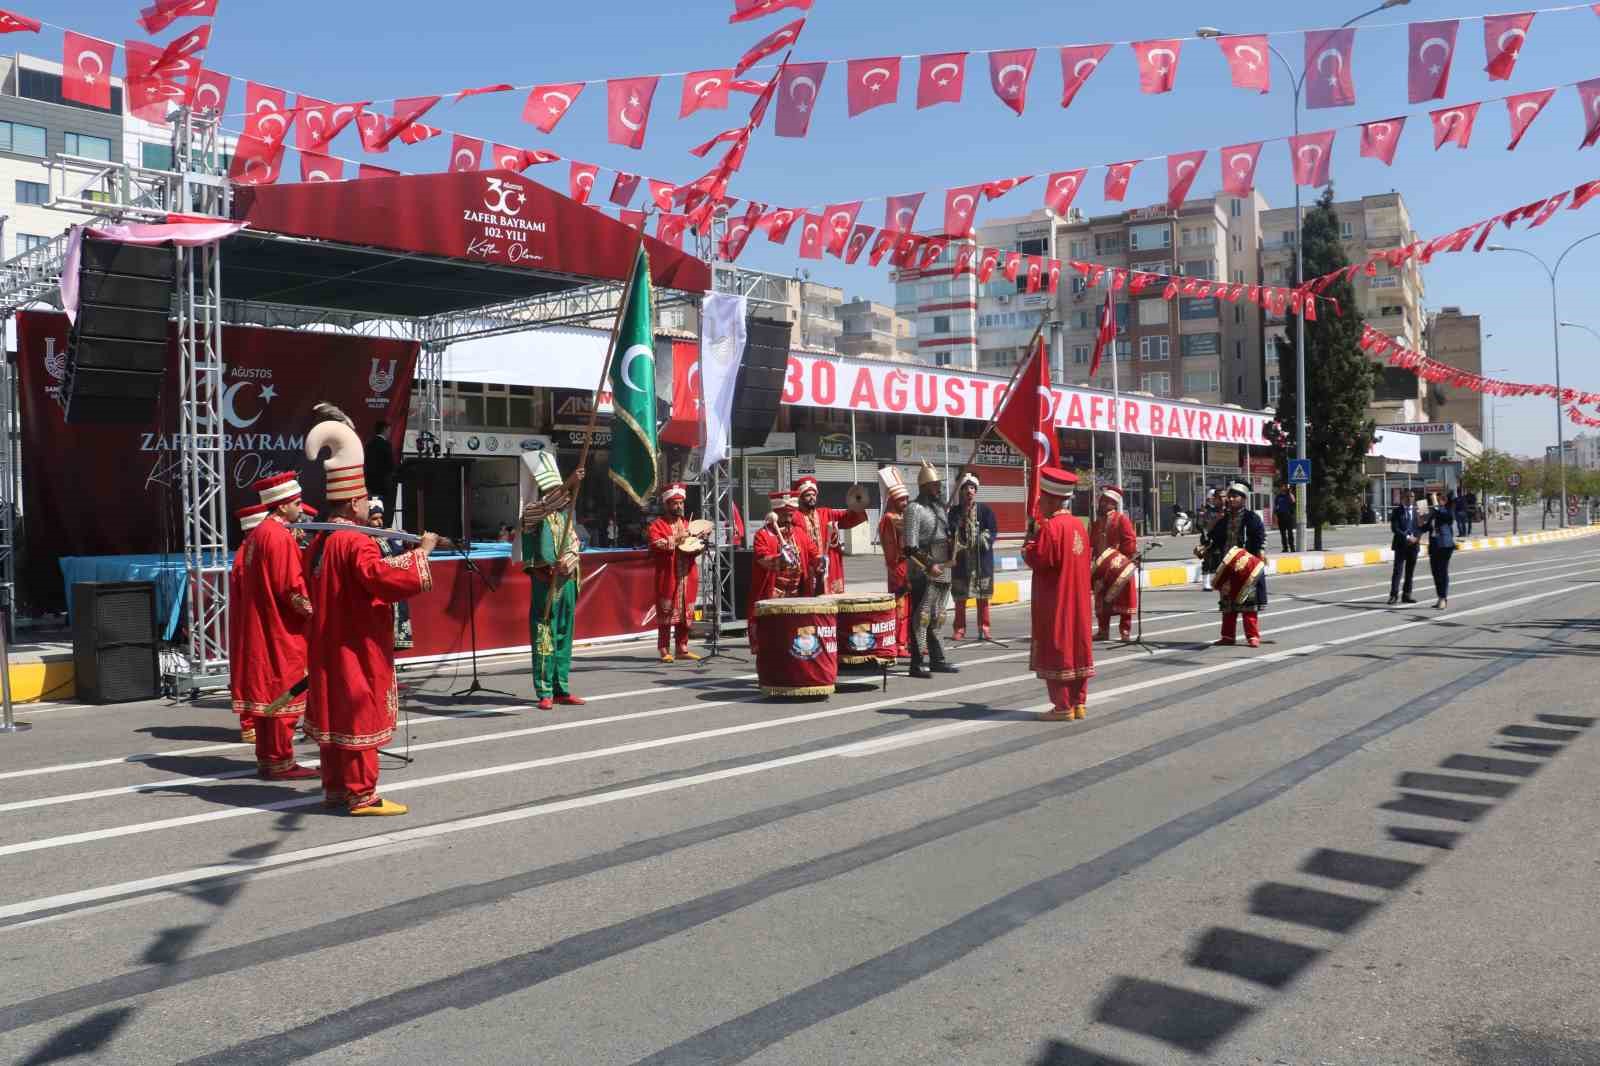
[700,292,747,472]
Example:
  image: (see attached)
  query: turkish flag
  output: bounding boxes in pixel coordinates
[383,96,442,148]
[296,99,363,152]
[1409,20,1459,104]
[1089,288,1115,378]
[447,135,483,173]
[607,76,659,149]
[299,151,344,184]
[608,172,641,207]
[729,0,813,23]
[954,242,976,275]
[1044,169,1086,214]
[917,52,966,108]
[846,57,900,116]
[657,214,688,251]
[523,83,584,134]
[138,0,214,33]
[775,62,825,137]
[0,8,38,32]
[868,229,897,267]
[760,207,801,243]
[1528,193,1569,227]
[891,234,922,269]
[63,32,115,109]
[844,223,874,265]
[243,83,291,146]
[1358,117,1405,164]
[1025,256,1044,293]
[821,201,862,256]
[644,180,675,211]
[988,48,1036,116]
[688,127,744,158]
[680,69,732,116]
[721,204,761,260]
[1216,34,1271,93]
[745,71,781,126]
[734,18,805,77]
[1484,13,1535,81]
[660,338,703,448]
[1131,39,1181,94]
[1166,150,1205,210]
[1579,78,1600,148]
[944,184,984,238]
[191,67,228,114]
[1058,44,1110,109]
[1502,90,1551,150]
[1002,251,1022,283]
[228,130,287,186]
[356,108,390,153]
[1219,142,1262,195]
[569,162,599,204]
[357,164,401,180]
[152,23,210,68]
[994,338,1055,513]
[493,146,559,171]
[453,83,514,104]
[976,247,1001,283]
[883,192,924,233]
[984,175,1031,201]
[123,41,178,122]
[1430,103,1478,149]
[1104,161,1138,202]
[919,238,950,271]
[1289,130,1336,186]
[796,214,825,259]
[1573,180,1600,211]
[1304,28,1356,109]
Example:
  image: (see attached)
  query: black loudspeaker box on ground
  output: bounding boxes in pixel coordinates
[71,581,160,704]
[64,236,176,426]
[731,549,755,621]
[730,316,789,450]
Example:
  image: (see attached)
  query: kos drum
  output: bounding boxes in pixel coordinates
[1091,548,1137,611]
[1213,546,1266,609]
[832,594,897,669]
[754,597,838,698]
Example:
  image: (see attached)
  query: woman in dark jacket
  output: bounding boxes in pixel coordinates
[1422,492,1457,610]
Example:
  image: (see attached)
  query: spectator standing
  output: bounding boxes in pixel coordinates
[364,420,397,519]
[1388,489,1421,605]
[1456,490,1473,537]
[1423,492,1457,610]
[1272,485,1296,553]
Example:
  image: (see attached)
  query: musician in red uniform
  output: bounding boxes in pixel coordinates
[229,503,271,744]
[1090,485,1140,642]
[646,483,702,663]
[1022,466,1096,721]
[877,467,911,659]
[231,473,317,779]
[792,476,867,595]
[303,417,438,816]
[747,491,818,656]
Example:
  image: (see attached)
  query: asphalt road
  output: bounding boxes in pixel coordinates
[1,536,1598,1065]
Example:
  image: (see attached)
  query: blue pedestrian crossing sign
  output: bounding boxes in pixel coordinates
[1288,459,1312,485]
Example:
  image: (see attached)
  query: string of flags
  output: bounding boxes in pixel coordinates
[1363,323,1600,408]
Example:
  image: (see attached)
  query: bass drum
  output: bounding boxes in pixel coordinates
[753,597,838,697]
[831,594,897,669]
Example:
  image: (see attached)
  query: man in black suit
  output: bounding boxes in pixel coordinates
[364,420,397,520]
[1389,489,1421,605]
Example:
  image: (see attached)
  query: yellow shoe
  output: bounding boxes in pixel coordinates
[1038,708,1073,721]
[348,798,408,817]
[676,649,703,661]
[660,652,675,664]
[1072,705,1087,720]
[240,728,256,743]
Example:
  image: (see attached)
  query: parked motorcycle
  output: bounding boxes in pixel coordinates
[1173,509,1197,536]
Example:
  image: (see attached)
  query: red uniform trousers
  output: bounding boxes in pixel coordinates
[892,592,910,658]
[952,598,991,639]
[1220,612,1261,644]
[1046,679,1089,711]
[253,716,301,776]
[318,745,381,809]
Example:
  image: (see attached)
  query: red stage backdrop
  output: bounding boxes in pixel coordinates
[16,310,417,611]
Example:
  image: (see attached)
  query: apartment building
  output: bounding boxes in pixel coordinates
[892,242,979,369]
[836,296,914,361]
[1259,192,1427,423]
[1424,306,1484,442]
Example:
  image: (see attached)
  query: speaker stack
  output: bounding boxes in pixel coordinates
[63,236,175,425]
[729,316,789,449]
[71,581,160,704]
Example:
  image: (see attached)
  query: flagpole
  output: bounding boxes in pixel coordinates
[957,313,1048,482]
[1108,288,1124,495]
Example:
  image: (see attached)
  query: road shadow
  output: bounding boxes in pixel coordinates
[135,725,243,743]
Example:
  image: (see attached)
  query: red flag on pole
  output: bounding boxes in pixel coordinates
[846,57,900,116]
[1218,35,1271,93]
[993,336,1056,516]
[1359,118,1405,164]
[1058,44,1110,109]
[1088,287,1115,378]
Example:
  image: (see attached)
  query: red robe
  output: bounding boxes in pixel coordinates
[748,521,819,656]
[305,523,431,751]
[879,510,910,658]
[1091,510,1140,615]
[1022,511,1096,683]
[646,515,701,625]
[794,505,867,595]
[231,516,311,720]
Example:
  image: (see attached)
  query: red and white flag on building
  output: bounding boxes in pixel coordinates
[844,223,874,265]
[1289,130,1336,186]
[846,57,900,116]
[821,201,862,256]
[569,162,599,204]
[680,69,732,116]
[1047,259,1062,294]
[988,48,1036,116]
[191,68,228,114]
[797,214,825,259]
[1104,160,1138,202]
[992,336,1055,515]
[299,151,343,184]
[524,83,584,134]
[1088,287,1116,378]
[1002,250,1023,283]
[382,96,442,148]
[1025,255,1044,293]
[1218,35,1271,93]
[1359,117,1405,164]
[917,51,966,108]
[657,214,688,250]
[609,172,641,206]
[243,83,290,147]
[447,135,482,172]
[1058,44,1110,109]
[1505,89,1554,150]
[228,129,287,186]
[607,76,659,149]
[1166,150,1205,209]
[1044,169,1086,214]
[733,18,804,77]
[1484,13,1535,81]
[760,207,801,243]
[1430,102,1479,149]
[1131,39,1181,94]
[296,99,364,153]
[0,8,39,32]
[1408,19,1459,104]
[138,0,214,35]
[883,192,924,232]
[944,184,984,237]
[1577,78,1600,148]
[729,0,812,23]
[1219,141,1262,195]
[976,247,1001,282]
[1304,28,1356,109]
[774,62,825,137]
[63,32,115,109]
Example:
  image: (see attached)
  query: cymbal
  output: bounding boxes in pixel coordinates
[845,484,870,513]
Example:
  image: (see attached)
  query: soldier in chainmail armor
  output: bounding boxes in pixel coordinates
[902,460,959,679]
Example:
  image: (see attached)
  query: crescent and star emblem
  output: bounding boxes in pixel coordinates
[1298,144,1323,167]
[1145,48,1177,71]
[77,50,105,83]
[929,61,960,86]
[951,193,975,216]
[694,77,723,97]
[1071,57,1099,80]
[619,344,653,394]
[788,75,818,112]
[1228,151,1255,173]
[618,91,646,132]
[1232,44,1262,69]
[997,63,1028,96]
[544,91,573,114]
[862,66,891,91]
[1176,159,1196,177]
[1417,36,1451,74]
[1497,27,1526,55]
[1316,48,1344,76]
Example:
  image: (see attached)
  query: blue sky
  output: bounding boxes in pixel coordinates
[55,0,1600,456]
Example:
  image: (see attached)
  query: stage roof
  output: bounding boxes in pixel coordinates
[226,169,711,318]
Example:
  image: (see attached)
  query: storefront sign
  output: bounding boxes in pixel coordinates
[782,354,1270,446]
[794,431,896,463]
[1383,422,1454,436]
[1205,444,1241,468]
[895,434,1024,468]
[556,428,613,449]
[550,388,613,427]
[1249,457,1278,475]
[405,430,553,457]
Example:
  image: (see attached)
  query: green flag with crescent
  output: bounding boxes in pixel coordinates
[606,245,658,507]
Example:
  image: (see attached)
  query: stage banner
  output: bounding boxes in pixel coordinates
[16,311,418,611]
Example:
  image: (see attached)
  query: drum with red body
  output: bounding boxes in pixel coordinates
[754,597,838,697]
[1213,546,1266,609]
[832,594,897,669]
[1091,548,1137,611]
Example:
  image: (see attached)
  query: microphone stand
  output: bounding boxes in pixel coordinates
[1128,540,1161,655]
[450,542,516,700]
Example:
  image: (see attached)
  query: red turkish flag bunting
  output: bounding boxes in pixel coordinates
[500,146,559,170]
[243,83,290,146]
[917,52,966,108]
[381,96,442,148]
[138,0,214,35]
[821,201,862,256]
[1044,169,1086,214]
[944,184,984,238]
[1409,20,1459,104]
[524,83,583,134]
[1289,130,1336,186]
[994,338,1055,514]
[607,77,659,149]
[1131,39,1181,94]
[1571,179,1600,210]
[734,18,805,77]
[918,238,949,271]
[356,108,391,153]
[296,99,364,153]
[760,207,801,243]
[1047,259,1062,294]
[191,68,228,114]
[657,214,688,251]
[1058,44,1110,109]
[357,164,401,180]
[1219,142,1262,194]
[1025,256,1044,293]
[891,234,922,270]
[1104,161,1138,202]
[775,62,825,137]
[1219,35,1271,93]
[680,69,732,116]
[844,224,874,265]
[153,23,210,68]
[0,8,38,32]
[1578,78,1600,148]
[729,0,812,24]
[228,129,287,186]
[988,48,1036,116]
[1504,90,1553,150]
[1166,150,1205,210]
[569,163,599,204]
[883,192,924,232]
[1002,251,1023,283]
[647,180,676,211]
[1359,117,1405,164]
[984,175,1031,202]
[953,242,976,275]
[454,83,514,103]
[448,134,483,172]
[868,230,897,267]
[609,172,641,207]
[1089,287,1115,378]
[688,127,745,158]
[1429,103,1478,149]
[846,57,900,116]
[976,247,1001,283]
[1304,29,1356,109]
[299,151,344,184]
[123,41,178,121]
[1484,13,1534,81]
[63,32,115,109]
[721,204,762,260]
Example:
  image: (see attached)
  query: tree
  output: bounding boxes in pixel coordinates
[1270,187,1381,550]
[1462,449,1516,501]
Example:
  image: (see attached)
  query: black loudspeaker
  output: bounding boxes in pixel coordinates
[64,236,175,426]
[730,316,789,449]
[71,581,159,704]
[731,549,755,621]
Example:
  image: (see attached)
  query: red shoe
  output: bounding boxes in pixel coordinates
[537,697,555,711]
[952,628,967,641]
[555,694,586,706]
[1247,637,1261,648]
[262,764,319,781]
